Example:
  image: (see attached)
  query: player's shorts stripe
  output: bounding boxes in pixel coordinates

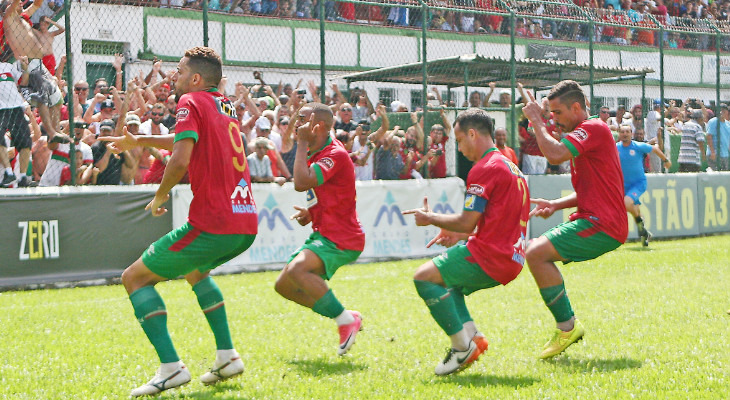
[202,301,225,314]
[577,224,601,238]
[168,227,202,252]
[144,310,167,320]
[561,138,580,157]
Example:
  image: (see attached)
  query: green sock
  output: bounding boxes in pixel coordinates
[193,276,233,350]
[540,283,574,323]
[129,286,179,363]
[449,288,473,324]
[414,280,463,336]
[312,289,345,319]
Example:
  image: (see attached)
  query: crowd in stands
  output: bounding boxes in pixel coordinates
[149,0,730,50]
[1,0,728,188]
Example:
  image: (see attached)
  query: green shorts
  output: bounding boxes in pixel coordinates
[287,232,361,280]
[544,219,622,263]
[142,222,256,279]
[432,245,500,295]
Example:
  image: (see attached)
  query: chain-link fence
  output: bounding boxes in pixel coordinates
[1,0,728,187]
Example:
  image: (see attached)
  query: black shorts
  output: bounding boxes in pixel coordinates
[0,107,31,150]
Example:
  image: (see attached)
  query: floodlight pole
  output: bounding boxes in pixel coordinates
[319,0,326,102]
[202,0,209,46]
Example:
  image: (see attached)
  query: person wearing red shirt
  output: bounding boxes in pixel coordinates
[523,80,627,360]
[495,127,518,165]
[101,47,257,397]
[274,103,366,357]
[403,109,530,375]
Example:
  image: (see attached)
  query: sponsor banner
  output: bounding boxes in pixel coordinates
[527,174,727,240]
[527,44,576,62]
[701,55,730,85]
[697,173,730,234]
[0,187,172,287]
[171,178,466,268]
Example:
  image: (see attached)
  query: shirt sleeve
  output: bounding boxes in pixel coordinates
[311,147,344,186]
[562,121,605,158]
[637,142,654,155]
[173,94,200,143]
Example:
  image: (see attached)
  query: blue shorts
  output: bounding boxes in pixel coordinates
[624,180,647,205]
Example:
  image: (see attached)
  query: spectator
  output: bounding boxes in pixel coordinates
[677,109,707,172]
[0,51,32,187]
[92,113,133,185]
[375,130,406,180]
[247,137,285,185]
[139,103,169,136]
[427,107,452,178]
[495,127,518,165]
[352,90,374,123]
[33,16,63,76]
[645,99,670,172]
[334,103,357,133]
[39,120,94,186]
[705,103,730,171]
[350,104,389,180]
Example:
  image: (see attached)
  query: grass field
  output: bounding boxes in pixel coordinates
[0,235,728,399]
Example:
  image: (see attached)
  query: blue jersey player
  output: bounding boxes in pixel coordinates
[616,124,671,246]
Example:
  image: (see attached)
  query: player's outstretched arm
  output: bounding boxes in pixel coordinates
[529,192,577,219]
[403,197,481,233]
[147,138,193,217]
[290,205,312,226]
[426,229,470,248]
[651,145,672,170]
[99,130,176,152]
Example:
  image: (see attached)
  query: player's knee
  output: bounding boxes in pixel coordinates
[413,262,437,282]
[274,271,289,294]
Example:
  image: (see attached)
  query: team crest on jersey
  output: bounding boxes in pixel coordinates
[318,157,334,169]
[629,150,636,156]
[230,179,257,214]
[176,108,190,122]
[466,184,484,196]
[572,128,588,141]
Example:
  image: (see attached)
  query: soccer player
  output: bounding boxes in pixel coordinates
[616,124,671,246]
[522,80,628,359]
[100,47,257,396]
[402,108,530,375]
[274,103,366,356]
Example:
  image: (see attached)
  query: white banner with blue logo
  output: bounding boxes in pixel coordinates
[172,178,466,272]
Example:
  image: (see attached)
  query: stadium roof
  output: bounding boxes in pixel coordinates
[341,54,654,91]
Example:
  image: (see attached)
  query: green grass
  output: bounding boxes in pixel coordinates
[0,236,728,399]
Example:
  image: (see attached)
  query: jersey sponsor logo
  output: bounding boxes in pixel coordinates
[18,220,59,260]
[230,179,257,214]
[572,128,588,141]
[464,194,476,210]
[215,96,237,119]
[466,184,484,196]
[176,107,190,121]
[318,157,334,169]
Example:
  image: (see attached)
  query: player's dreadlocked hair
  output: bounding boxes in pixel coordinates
[548,80,586,110]
[453,108,494,140]
[184,46,222,87]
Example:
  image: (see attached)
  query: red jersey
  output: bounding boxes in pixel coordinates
[306,136,365,251]
[464,149,529,285]
[562,119,628,243]
[174,89,257,235]
[399,146,422,180]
